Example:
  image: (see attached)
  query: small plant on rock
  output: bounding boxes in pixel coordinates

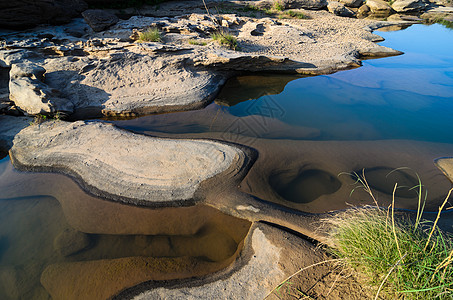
[138,28,162,42]
[211,31,239,50]
[188,39,207,46]
[273,1,285,11]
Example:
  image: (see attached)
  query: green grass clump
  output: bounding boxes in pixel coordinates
[324,173,453,300]
[286,10,310,19]
[188,39,207,46]
[273,1,285,11]
[138,28,162,42]
[438,19,453,30]
[211,32,239,50]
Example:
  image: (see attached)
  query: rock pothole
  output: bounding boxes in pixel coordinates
[269,168,342,203]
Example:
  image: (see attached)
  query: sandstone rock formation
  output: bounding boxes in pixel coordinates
[9,121,248,206]
[328,1,357,17]
[366,0,395,14]
[339,0,364,8]
[0,11,405,117]
[82,9,119,32]
[392,0,427,13]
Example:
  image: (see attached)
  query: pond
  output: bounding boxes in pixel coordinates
[1,23,453,299]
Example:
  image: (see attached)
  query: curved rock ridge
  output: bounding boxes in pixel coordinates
[0,11,405,118]
[9,121,247,205]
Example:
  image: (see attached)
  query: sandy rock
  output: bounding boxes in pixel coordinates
[0,0,88,29]
[53,228,91,256]
[340,0,364,8]
[82,9,119,32]
[280,0,328,9]
[366,0,394,14]
[328,1,357,17]
[391,0,426,13]
[9,121,247,205]
[358,3,371,14]
[1,13,403,117]
[435,157,453,183]
[9,63,73,115]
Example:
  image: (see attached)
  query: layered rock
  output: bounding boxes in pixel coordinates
[82,9,119,32]
[9,121,247,206]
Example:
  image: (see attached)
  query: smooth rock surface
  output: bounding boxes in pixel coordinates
[366,0,394,14]
[82,9,119,32]
[9,121,246,205]
[435,157,453,183]
[0,0,88,29]
[328,1,357,17]
[391,0,426,13]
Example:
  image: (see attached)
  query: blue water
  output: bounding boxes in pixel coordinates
[224,24,453,142]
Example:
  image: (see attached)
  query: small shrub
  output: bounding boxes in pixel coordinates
[138,28,162,42]
[211,32,239,50]
[438,19,453,29]
[273,1,285,11]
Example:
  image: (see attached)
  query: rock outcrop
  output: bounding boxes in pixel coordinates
[392,0,427,13]
[82,9,119,32]
[328,1,357,17]
[280,0,328,9]
[0,12,405,117]
[9,121,248,206]
[366,0,395,14]
[0,0,88,29]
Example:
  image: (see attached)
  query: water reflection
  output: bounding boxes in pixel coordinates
[0,157,250,299]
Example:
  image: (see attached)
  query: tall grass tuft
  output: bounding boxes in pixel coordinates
[211,32,239,50]
[324,171,453,299]
[138,28,162,42]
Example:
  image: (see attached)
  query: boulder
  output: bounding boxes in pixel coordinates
[328,1,357,17]
[340,0,364,8]
[9,63,74,115]
[280,0,328,10]
[0,0,88,29]
[82,9,119,32]
[358,3,371,14]
[53,228,91,257]
[366,0,394,14]
[391,0,426,12]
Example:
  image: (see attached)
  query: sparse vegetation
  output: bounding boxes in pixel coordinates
[268,170,453,299]
[188,39,207,46]
[286,10,310,19]
[438,19,453,30]
[138,28,162,42]
[324,171,453,299]
[211,32,239,50]
[273,1,285,11]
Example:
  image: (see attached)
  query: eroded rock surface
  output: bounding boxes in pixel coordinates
[0,11,404,117]
[9,121,247,205]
